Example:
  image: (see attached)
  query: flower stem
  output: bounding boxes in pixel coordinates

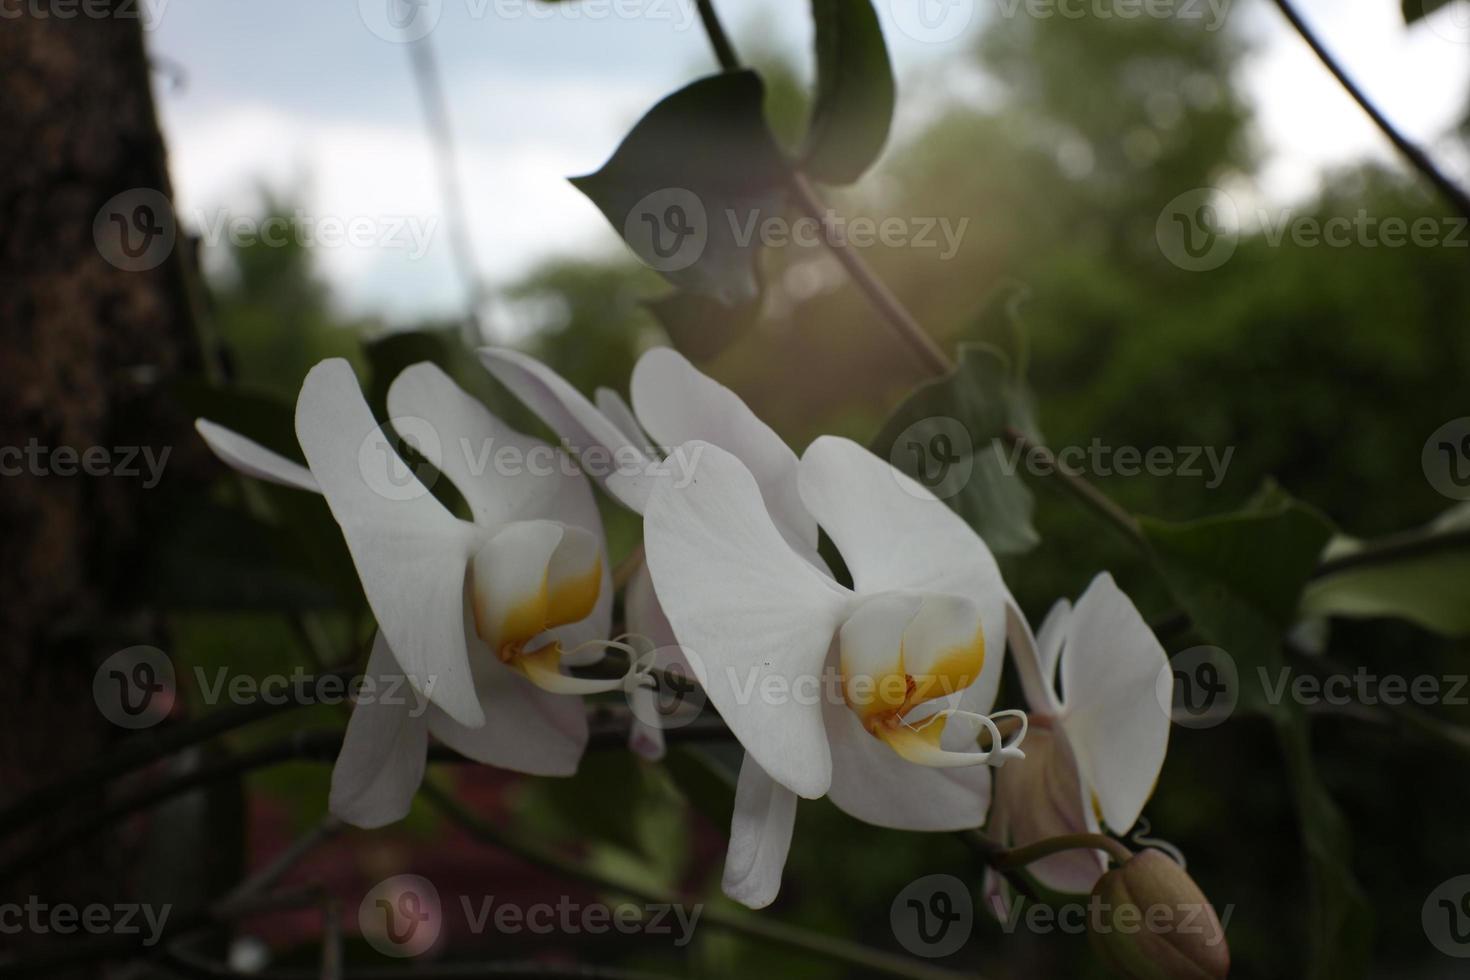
[989,832,1134,871]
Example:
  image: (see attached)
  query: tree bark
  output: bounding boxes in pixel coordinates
[0,1,206,962]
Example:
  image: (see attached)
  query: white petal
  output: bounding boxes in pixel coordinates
[329,634,429,828]
[1058,572,1171,833]
[469,520,602,657]
[645,442,850,799]
[626,560,678,650]
[1036,598,1071,706]
[822,680,991,831]
[595,386,652,453]
[631,347,817,555]
[989,726,1105,893]
[195,419,319,493]
[1001,600,1064,719]
[800,436,1010,714]
[386,362,541,527]
[723,756,799,909]
[478,347,654,511]
[294,358,486,728]
[426,607,589,776]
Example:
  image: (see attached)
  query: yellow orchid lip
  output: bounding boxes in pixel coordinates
[469,519,634,694]
[837,592,1025,769]
[844,627,986,737]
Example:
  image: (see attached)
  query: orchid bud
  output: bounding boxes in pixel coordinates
[1089,849,1230,980]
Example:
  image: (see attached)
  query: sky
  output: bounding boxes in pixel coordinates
[143,0,1470,328]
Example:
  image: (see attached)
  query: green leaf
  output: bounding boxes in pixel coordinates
[870,342,1039,555]
[1142,485,1333,673]
[802,0,896,185]
[645,289,761,363]
[1141,487,1370,980]
[1403,0,1455,25]
[1301,503,1470,636]
[573,71,790,305]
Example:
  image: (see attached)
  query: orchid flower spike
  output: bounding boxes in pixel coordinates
[195,359,619,828]
[479,346,822,759]
[644,435,1028,908]
[982,574,1170,896]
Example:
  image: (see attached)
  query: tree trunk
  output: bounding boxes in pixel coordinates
[0,2,206,966]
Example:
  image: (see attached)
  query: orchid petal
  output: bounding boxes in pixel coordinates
[1002,600,1064,718]
[1058,572,1170,833]
[385,362,542,527]
[901,594,987,708]
[195,419,319,493]
[837,592,922,730]
[295,359,486,728]
[478,347,653,510]
[645,441,850,799]
[723,756,799,909]
[626,560,678,650]
[470,520,601,656]
[328,633,429,828]
[800,436,1009,713]
[989,726,1105,893]
[387,362,615,652]
[595,386,653,453]
[426,607,587,776]
[631,348,817,556]
[821,683,991,831]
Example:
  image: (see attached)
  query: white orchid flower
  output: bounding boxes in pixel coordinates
[644,435,1027,908]
[195,358,621,828]
[479,346,821,759]
[982,573,1170,895]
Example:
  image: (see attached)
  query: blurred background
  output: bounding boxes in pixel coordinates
[3,0,1470,977]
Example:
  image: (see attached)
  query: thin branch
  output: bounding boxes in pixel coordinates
[216,816,344,914]
[786,174,953,376]
[694,0,739,72]
[1270,0,1470,221]
[422,783,972,980]
[0,712,732,886]
[1310,526,1470,580]
[1000,426,1147,550]
[0,663,360,842]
